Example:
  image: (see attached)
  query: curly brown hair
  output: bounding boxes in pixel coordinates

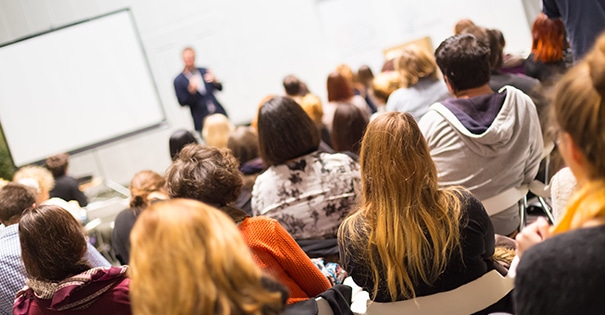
[165,144,242,206]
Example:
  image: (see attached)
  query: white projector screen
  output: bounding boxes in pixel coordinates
[0,9,165,166]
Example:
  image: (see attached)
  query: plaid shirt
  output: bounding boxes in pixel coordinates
[0,224,111,315]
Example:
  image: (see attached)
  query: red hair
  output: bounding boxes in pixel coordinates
[531,13,565,63]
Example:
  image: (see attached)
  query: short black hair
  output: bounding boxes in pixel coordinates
[257,96,320,166]
[169,129,199,160]
[435,34,491,92]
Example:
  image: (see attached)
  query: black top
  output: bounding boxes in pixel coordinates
[111,208,140,265]
[339,191,498,301]
[49,175,88,207]
[514,225,605,315]
[524,53,568,83]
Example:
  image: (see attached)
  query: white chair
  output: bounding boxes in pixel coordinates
[362,270,514,315]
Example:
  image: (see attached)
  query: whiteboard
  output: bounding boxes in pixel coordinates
[0,9,165,166]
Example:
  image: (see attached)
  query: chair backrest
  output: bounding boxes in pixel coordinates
[364,270,514,315]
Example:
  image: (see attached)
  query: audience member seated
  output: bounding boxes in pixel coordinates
[111,170,167,265]
[227,126,265,215]
[298,92,332,148]
[357,64,379,113]
[514,34,605,314]
[283,74,306,104]
[45,153,88,207]
[166,144,332,304]
[338,112,512,314]
[453,18,475,35]
[386,45,451,120]
[13,205,130,315]
[13,165,87,223]
[323,71,370,131]
[253,96,361,241]
[331,104,368,158]
[371,71,402,111]
[168,129,199,160]
[463,26,541,97]
[524,13,568,84]
[419,34,543,236]
[337,63,377,113]
[0,183,110,315]
[130,199,288,314]
[201,113,233,148]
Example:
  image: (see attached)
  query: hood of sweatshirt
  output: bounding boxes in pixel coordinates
[17,266,128,312]
[432,86,527,157]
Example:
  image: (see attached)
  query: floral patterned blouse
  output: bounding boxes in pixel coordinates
[252,151,361,240]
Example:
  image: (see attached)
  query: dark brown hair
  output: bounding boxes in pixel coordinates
[169,129,199,160]
[45,153,69,177]
[327,71,354,102]
[435,34,491,92]
[331,104,368,155]
[166,144,242,206]
[19,205,91,281]
[257,96,320,166]
[0,183,36,224]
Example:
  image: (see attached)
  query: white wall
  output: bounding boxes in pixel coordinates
[0,0,532,184]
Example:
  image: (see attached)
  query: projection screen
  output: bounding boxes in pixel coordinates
[0,9,165,166]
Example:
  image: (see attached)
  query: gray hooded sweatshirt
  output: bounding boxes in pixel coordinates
[419,86,543,215]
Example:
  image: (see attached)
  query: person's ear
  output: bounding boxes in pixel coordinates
[443,76,456,95]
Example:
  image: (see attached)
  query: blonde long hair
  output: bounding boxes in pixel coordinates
[129,199,283,315]
[339,112,462,301]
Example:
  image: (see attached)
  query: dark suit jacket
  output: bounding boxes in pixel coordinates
[173,67,227,131]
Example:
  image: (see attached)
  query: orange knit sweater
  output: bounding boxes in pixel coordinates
[238,217,332,304]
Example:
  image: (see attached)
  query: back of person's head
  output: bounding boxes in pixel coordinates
[13,165,55,204]
[453,18,476,35]
[395,45,439,87]
[340,112,461,300]
[227,126,260,165]
[169,129,199,161]
[298,93,324,126]
[166,144,242,206]
[372,71,403,104]
[435,33,491,92]
[129,199,284,315]
[282,75,302,96]
[0,183,36,225]
[553,34,605,180]
[257,96,320,166]
[129,170,166,209]
[331,104,368,154]
[357,65,375,88]
[19,204,91,282]
[45,153,69,178]
[532,13,565,63]
[327,71,354,102]
[202,113,234,149]
[336,63,357,84]
[381,58,396,72]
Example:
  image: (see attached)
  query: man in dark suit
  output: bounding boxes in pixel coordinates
[173,47,228,132]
